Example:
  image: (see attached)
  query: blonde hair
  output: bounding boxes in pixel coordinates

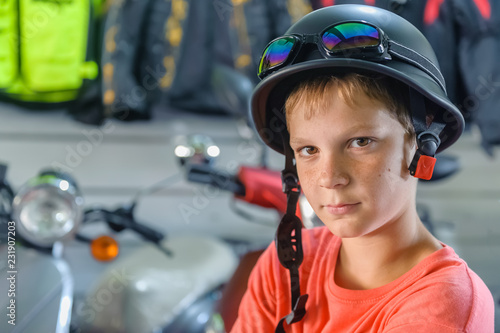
[284,73,415,138]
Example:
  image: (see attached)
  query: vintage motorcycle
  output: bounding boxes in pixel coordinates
[0,156,239,333]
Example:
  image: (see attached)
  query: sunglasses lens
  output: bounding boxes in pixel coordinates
[322,23,379,52]
[259,37,297,76]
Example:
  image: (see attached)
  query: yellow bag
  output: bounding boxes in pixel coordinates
[0,0,100,103]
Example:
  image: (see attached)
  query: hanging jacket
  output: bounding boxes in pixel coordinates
[101,0,232,119]
[100,0,155,120]
[0,0,103,104]
[212,0,311,84]
[101,0,309,120]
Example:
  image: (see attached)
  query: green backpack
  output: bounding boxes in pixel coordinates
[0,0,103,103]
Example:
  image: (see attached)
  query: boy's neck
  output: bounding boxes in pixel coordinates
[334,211,442,290]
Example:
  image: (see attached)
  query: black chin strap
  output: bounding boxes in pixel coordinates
[275,131,309,333]
[407,88,446,180]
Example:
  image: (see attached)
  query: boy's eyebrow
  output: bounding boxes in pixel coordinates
[289,138,308,146]
[290,125,382,146]
[344,124,382,133]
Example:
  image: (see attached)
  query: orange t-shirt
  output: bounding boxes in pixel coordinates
[231,226,494,332]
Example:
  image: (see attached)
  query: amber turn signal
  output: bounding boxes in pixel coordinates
[90,235,119,261]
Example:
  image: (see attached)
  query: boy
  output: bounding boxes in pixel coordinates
[231,4,494,333]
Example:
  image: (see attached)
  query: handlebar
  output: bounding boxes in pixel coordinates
[186,163,289,216]
[186,164,246,196]
[82,207,165,245]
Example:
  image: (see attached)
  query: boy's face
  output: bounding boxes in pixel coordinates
[288,92,417,238]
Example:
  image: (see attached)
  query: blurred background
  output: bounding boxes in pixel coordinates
[0,0,499,332]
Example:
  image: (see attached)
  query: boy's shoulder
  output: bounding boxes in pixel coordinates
[383,243,495,332]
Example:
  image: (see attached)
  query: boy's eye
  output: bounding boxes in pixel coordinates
[298,146,318,156]
[350,138,372,148]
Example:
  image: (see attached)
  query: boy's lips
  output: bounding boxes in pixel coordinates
[324,202,361,215]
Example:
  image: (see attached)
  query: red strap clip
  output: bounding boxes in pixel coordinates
[414,155,436,180]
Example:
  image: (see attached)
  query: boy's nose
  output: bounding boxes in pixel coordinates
[318,155,349,189]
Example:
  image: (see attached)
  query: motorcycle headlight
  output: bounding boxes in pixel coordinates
[12,171,84,247]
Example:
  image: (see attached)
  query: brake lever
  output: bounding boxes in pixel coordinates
[112,206,165,245]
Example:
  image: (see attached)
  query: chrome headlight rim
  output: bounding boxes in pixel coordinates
[12,171,84,248]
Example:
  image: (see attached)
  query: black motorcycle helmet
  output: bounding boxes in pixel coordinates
[249,5,465,332]
[251,4,464,157]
